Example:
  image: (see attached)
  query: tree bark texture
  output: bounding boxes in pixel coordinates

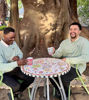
[0,0,7,21]
[20,0,89,58]
[10,0,20,45]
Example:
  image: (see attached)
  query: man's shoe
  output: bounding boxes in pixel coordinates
[55,91,61,99]
[14,92,22,100]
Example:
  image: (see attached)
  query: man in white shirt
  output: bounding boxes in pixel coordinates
[0,27,34,99]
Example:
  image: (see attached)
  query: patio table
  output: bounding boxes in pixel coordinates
[21,58,70,100]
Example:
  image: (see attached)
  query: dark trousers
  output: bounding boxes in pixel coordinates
[2,67,34,93]
[49,67,79,97]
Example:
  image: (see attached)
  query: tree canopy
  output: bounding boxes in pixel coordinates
[77,0,89,26]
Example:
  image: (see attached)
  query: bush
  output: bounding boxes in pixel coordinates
[0,25,7,31]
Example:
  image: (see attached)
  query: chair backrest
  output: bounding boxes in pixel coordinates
[75,64,89,94]
[0,71,3,85]
[0,72,15,100]
[76,64,79,74]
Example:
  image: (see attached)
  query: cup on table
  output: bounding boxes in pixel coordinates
[47,47,55,55]
[27,57,33,65]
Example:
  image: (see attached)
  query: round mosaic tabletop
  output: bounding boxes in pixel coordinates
[21,58,70,78]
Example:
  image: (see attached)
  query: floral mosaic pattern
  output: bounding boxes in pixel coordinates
[21,58,70,77]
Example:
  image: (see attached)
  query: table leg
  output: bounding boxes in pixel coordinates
[51,77,63,99]
[30,78,37,100]
[30,78,50,100]
[58,75,67,100]
[46,78,50,100]
[30,78,42,100]
[44,78,47,97]
[30,82,36,100]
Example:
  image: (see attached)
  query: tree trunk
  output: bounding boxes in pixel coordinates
[0,0,7,22]
[0,0,7,40]
[10,0,20,46]
[20,0,89,58]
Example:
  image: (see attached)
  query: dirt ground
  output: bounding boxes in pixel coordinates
[0,85,89,100]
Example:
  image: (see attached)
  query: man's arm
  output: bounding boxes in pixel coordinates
[0,54,18,72]
[66,41,89,64]
[0,54,27,73]
[52,41,64,58]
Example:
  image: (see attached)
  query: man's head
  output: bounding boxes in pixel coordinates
[3,27,16,45]
[69,22,82,40]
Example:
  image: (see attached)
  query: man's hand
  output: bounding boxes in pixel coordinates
[12,56,20,61]
[48,47,55,55]
[17,59,27,66]
[61,58,66,62]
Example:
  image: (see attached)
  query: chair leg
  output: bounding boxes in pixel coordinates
[53,87,55,96]
[76,64,89,95]
[8,93,12,100]
[9,87,14,100]
[28,87,31,99]
[78,76,89,95]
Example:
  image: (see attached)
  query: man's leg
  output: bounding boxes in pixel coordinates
[18,75,34,92]
[49,67,79,97]
[3,67,34,93]
[2,74,20,93]
[61,67,79,97]
[11,67,35,92]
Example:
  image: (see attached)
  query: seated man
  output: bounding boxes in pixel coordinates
[49,22,89,99]
[0,27,34,98]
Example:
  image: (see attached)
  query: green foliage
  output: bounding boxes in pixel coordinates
[77,0,89,26]
[6,0,23,8]
[6,0,23,18]
[18,0,23,9]
[0,25,7,31]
